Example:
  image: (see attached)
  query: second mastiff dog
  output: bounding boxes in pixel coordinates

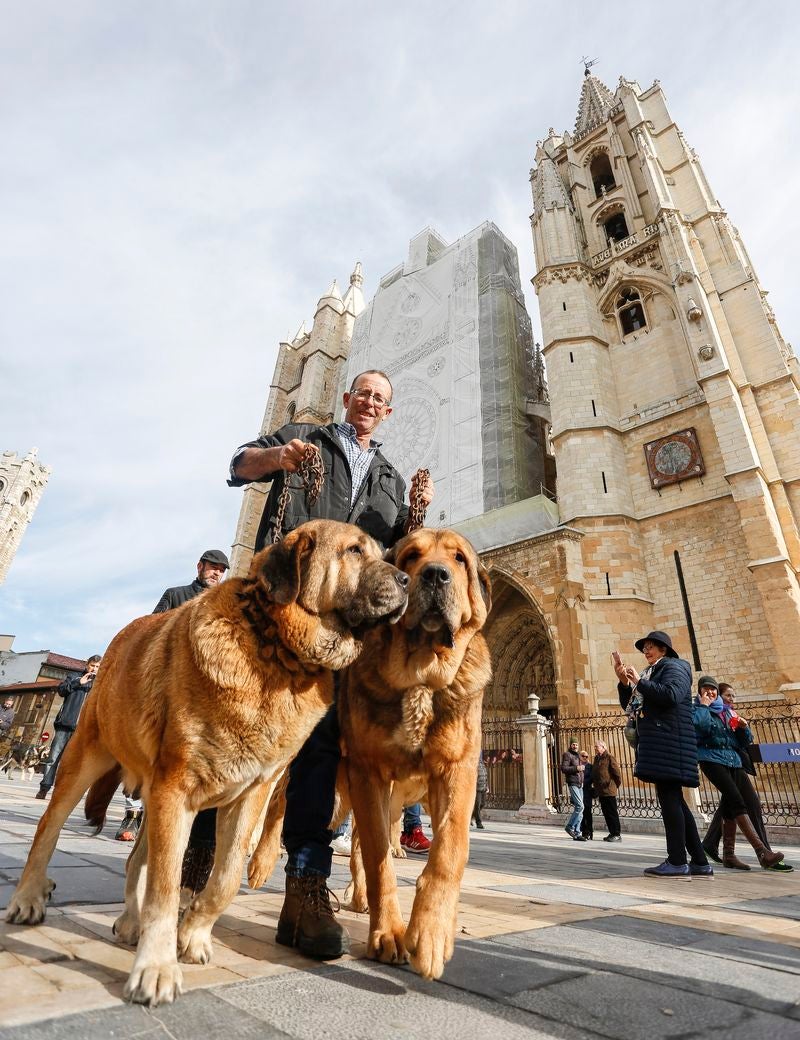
[6,520,408,1006]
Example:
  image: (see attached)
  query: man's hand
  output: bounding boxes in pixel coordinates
[276,439,309,473]
[79,673,93,685]
[234,440,308,480]
[410,470,435,506]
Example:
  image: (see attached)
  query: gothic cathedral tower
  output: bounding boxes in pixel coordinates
[531,70,800,700]
[0,448,51,585]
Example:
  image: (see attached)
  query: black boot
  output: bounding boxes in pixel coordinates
[181,842,216,895]
[276,875,350,959]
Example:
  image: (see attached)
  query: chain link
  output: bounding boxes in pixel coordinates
[273,443,325,543]
[406,468,430,533]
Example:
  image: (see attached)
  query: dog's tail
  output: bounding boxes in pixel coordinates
[84,764,123,833]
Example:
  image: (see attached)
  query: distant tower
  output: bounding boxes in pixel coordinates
[0,449,51,585]
[531,69,800,699]
[229,264,364,575]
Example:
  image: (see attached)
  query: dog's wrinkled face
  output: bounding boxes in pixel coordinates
[386,529,491,648]
[255,520,408,669]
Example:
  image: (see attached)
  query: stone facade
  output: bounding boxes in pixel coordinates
[0,449,50,586]
[521,70,800,708]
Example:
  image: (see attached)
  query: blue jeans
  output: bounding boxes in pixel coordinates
[283,701,340,878]
[403,804,422,833]
[566,784,584,834]
[39,727,73,791]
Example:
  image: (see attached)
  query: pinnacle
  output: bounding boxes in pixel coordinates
[574,72,616,137]
[350,261,363,287]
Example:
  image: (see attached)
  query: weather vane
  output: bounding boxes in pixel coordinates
[580,56,598,77]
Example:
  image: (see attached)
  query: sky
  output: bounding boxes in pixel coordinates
[2,1,800,660]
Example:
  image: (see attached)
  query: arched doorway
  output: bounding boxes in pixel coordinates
[481,572,556,809]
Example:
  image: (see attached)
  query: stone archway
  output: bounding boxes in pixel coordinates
[484,572,556,718]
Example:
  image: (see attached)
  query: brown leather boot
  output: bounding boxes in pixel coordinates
[735,814,784,868]
[721,818,750,870]
[276,875,350,959]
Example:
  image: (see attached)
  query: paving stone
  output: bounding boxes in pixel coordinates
[439,938,585,998]
[216,961,595,1040]
[486,882,654,909]
[721,894,800,921]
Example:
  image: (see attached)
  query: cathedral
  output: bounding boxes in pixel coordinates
[0,449,50,586]
[231,69,800,740]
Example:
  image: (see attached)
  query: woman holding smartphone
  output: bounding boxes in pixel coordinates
[614,630,712,879]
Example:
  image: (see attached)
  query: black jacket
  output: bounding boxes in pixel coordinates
[618,656,699,787]
[153,578,206,614]
[54,673,96,731]
[560,749,583,786]
[228,423,408,551]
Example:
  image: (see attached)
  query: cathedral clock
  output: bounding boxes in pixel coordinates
[644,428,705,489]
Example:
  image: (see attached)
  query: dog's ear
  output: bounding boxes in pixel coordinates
[477,561,492,614]
[261,530,315,604]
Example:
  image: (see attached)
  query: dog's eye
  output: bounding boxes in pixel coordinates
[347,544,363,555]
[455,552,467,566]
[403,550,420,564]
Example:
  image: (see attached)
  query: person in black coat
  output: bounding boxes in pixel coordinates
[36,656,102,799]
[152,549,230,613]
[615,630,712,880]
[579,750,594,839]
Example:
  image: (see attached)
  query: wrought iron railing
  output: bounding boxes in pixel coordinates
[548,701,799,827]
[482,717,524,810]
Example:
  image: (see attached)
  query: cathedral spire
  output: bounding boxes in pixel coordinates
[574,70,616,137]
[315,279,344,316]
[342,261,365,316]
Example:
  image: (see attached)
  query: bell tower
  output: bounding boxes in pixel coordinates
[531,68,800,700]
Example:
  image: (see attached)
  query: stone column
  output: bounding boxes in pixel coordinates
[516,693,557,822]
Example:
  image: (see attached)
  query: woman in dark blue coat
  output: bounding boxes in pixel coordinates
[615,630,712,879]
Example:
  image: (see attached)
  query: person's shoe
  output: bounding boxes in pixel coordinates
[35,788,48,800]
[603,834,622,842]
[403,826,431,854]
[702,841,722,864]
[572,834,587,842]
[180,843,216,895]
[564,824,574,837]
[276,875,350,959]
[115,810,142,842]
[330,834,352,857]
[475,821,485,830]
[689,862,714,879]
[643,860,690,879]
[763,860,794,872]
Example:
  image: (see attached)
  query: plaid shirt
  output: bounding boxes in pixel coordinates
[333,422,382,508]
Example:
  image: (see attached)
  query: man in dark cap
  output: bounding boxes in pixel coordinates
[114,549,231,843]
[152,549,230,614]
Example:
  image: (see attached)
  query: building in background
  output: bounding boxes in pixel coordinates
[0,449,50,585]
[0,636,86,746]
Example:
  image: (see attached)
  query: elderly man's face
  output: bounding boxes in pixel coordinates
[3,700,12,709]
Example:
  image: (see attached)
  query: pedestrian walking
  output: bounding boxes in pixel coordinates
[580,751,594,839]
[614,630,712,879]
[37,656,102,800]
[592,741,623,841]
[472,751,488,829]
[560,739,586,841]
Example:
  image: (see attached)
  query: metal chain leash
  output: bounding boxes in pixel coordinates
[406,468,430,533]
[273,443,325,543]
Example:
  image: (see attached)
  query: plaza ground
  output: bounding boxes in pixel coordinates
[1,778,799,1039]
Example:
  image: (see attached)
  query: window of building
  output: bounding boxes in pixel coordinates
[604,211,629,243]
[590,153,615,197]
[617,288,647,336]
[285,401,296,424]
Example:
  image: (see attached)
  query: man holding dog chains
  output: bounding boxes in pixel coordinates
[228,369,434,960]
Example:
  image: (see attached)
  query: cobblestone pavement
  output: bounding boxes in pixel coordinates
[1,779,799,1038]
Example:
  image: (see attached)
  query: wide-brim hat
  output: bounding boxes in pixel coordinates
[634,630,678,658]
[199,549,230,570]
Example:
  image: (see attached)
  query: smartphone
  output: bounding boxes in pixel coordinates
[611,650,622,667]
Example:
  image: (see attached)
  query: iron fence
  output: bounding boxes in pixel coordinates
[549,701,800,827]
[481,717,524,810]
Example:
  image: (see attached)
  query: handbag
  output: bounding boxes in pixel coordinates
[623,715,638,748]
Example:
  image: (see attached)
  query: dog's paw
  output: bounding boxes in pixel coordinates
[367,923,408,966]
[341,881,369,914]
[112,911,140,946]
[390,845,407,859]
[124,958,183,1006]
[404,917,453,980]
[5,878,55,925]
[178,919,214,965]
[247,844,280,890]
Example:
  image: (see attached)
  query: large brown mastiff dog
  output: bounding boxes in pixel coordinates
[6,520,408,1006]
[249,527,492,981]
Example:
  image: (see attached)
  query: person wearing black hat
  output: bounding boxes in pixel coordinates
[152,549,230,614]
[111,549,232,848]
[614,630,712,880]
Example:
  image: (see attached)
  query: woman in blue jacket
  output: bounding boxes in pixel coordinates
[616,630,711,879]
[693,676,784,870]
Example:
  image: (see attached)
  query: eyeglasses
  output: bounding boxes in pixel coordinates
[351,388,390,408]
